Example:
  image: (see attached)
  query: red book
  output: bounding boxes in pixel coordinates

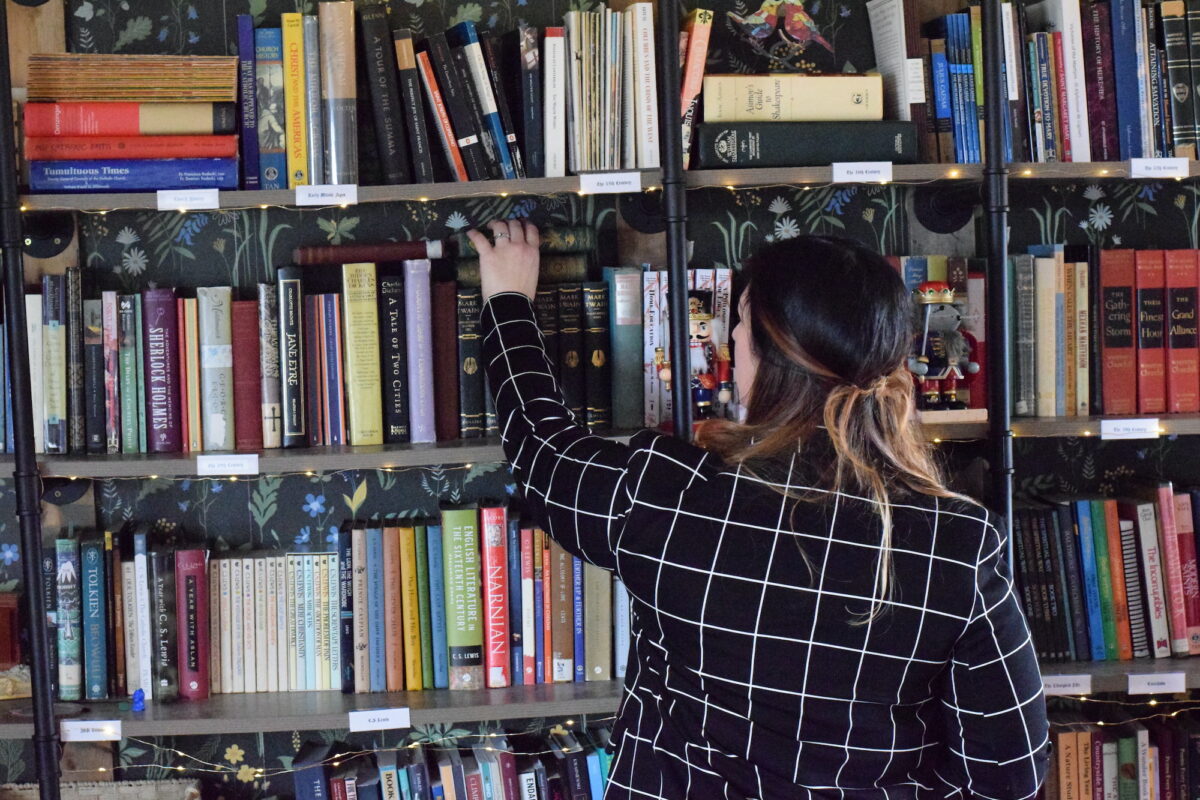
[328,777,347,800]
[1100,249,1137,415]
[1165,250,1200,413]
[966,269,987,411]
[431,280,460,441]
[1051,32,1073,162]
[142,287,182,453]
[24,101,236,137]
[1135,250,1167,414]
[1175,493,1200,655]
[1148,481,1189,655]
[495,746,520,800]
[177,299,189,454]
[24,134,239,161]
[480,505,510,688]
[463,769,485,800]
[230,300,263,452]
[383,525,405,692]
[174,548,210,701]
[304,294,326,447]
[520,526,535,684]
[414,51,469,181]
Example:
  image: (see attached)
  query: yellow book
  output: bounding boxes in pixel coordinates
[701,73,883,122]
[341,262,384,445]
[924,255,947,283]
[281,13,309,188]
[399,526,423,690]
[183,298,203,452]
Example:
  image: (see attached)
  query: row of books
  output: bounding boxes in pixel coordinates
[1015,480,1200,664]
[291,728,613,800]
[1045,714,1200,800]
[50,506,631,704]
[1011,246,1200,419]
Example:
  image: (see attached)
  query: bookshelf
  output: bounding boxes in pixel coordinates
[1039,659,1200,694]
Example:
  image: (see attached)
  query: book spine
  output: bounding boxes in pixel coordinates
[254,27,287,190]
[557,284,584,418]
[572,556,585,680]
[101,292,120,454]
[550,539,573,682]
[1082,503,1118,660]
[1136,250,1168,413]
[449,22,516,178]
[272,556,286,692]
[314,554,329,690]
[378,268,409,443]
[281,14,309,188]
[414,524,434,689]
[83,299,105,453]
[338,530,355,693]
[64,267,84,453]
[149,549,178,702]
[42,275,66,454]
[582,282,612,430]
[1155,487,1191,656]
[318,1,358,185]
[303,15,325,185]
[404,260,436,443]
[285,555,299,691]
[534,529,546,683]
[516,24,544,178]
[29,158,238,192]
[1101,250,1138,415]
[55,538,82,701]
[277,266,306,447]
[542,28,567,178]
[241,558,256,693]
[142,287,181,453]
[442,508,484,689]
[359,5,411,185]
[1166,250,1200,412]
[394,29,436,184]
[1162,4,1196,157]
[265,553,278,692]
[399,527,422,690]
[506,519,523,686]
[23,102,238,137]
[175,549,209,700]
[257,285,282,448]
[80,538,107,699]
[680,9,714,168]
[1172,493,1200,654]
[457,287,484,439]
[583,563,611,681]
[447,41,502,179]
[602,267,642,431]
[107,534,124,696]
[614,578,630,679]
[134,296,147,453]
[1051,32,1072,161]
[303,294,324,447]
[217,558,233,693]
[196,287,234,451]
[236,14,261,190]
[641,271,661,426]
[1109,0,1144,158]
[520,527,535,684]
[176,300,189,452]
[206,558,220,695]
[1147,8,1167,157]
[630,4,660,168]
[231,300,263,451]
[414,50,469,182]
[1136,502,1173,658]
[303,555,317,690]
[1034,33,1058,162]
[365,528,386,692]
[351,530,370,693]
[383,526,404,692]
[426,524,449,689]
[341,263,383,445]
[1118,516,1152,659]
[479,31,525,178]
[1098,501,1133,660]
[693,120,919,168]
[181,299,202,452]
[480,506,510,688]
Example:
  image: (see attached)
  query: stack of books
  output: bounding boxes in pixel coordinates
[23,54,240,192]
[1044,715,1200,800]
[50,506,632,704]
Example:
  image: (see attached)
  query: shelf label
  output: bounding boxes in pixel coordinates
[348,707,411,732]
[1042,674,1092,696]
[1100,417,1161,440]
[1130,157,1189,179]
[156,188,219,212]
[61,719,122,742]
[296,184,359,206]
[1128,671,1186,695]
[578,171,642,194]
[832,162,894,184]
[196,453,259,476]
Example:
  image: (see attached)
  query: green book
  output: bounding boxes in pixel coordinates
[441,506,483,690]
[117,295,140,453]
[134,294,147,454]
[414,523,434,690]
[602,267,643,430]
[1089,499,1119,661]
[1116,729,1137,800]
[55,537,82,701]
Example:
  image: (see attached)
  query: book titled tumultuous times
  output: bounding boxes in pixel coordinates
[29,159,238,192]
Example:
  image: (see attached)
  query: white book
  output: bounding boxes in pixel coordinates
[132,542,154,701]
[25,295,44,454]
[294,554,308,691]
[120,560,139,697]
[242,557,256,692]
[865,0,916,122]
[543,27,567,178]
[642,270,661,427]
[208,562,222,694]
[519,773,538,799]
[315,554,330,691]
[1000,3,1021,105]
[352,527,370,693]
[613,578,631,680]
[266,553,278,692]
[1032,257,1057,417]
[1074,260,1089,416]
[564,13,583,172]
[521,538,535,685]
[1134,7,1152,157]
[327,551,341,690]
[1137,727,1150,800]
[621,11,636,169]
[229,557,244,693]
[1026,0,1090,161]
[286,555,300,691]
[659,270,673,421]
[1102,740,1118,800]
[254,556,269,692]
[219,558,234,693]
[274,556,288,692]
[1135,503,1172,658]
[302,555,317,690]
[630,3,659,169]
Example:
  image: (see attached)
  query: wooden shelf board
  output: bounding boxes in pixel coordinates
[684,163,982,189]
[0,681,623,739]
[1040,658,1200,694]
[1008,161,1200,181]
[1012,414,1200,438]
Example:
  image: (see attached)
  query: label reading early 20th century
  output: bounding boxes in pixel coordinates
[1042,674,1092,696]
[195,453,260,476]
[156,188,220,212]
[295,184,359,206]
[832,162,894,184]
[1128,671,1186,694]
[1130,158,1189,179]
[61,719,122,742]
[578,171,642,194]
[1099,418,1161,440]
[348,707,411,732]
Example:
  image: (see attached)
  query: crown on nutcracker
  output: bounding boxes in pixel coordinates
[688,289,714,321]
[914,280,956,305]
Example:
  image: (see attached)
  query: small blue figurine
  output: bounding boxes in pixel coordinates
[131,689,145,712]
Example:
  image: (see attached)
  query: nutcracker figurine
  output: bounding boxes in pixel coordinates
[908,280,979,410]
[655,289,733,421]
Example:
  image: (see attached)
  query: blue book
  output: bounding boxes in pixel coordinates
[425,524,449,689]
[936,16,968,164]
[506,518,523,686]
[1073,502,1108,660]
[236,14,261,190]
[322,294,345,445]
[953,15,979,163]
[446,22,517,179]
[928,43,953,159]
[408,746,433,799]
[900,256,927,293]
[293,741,334,800]
[254,27,287,190]
[572,555,585,682]
[303,554,318,690]
[366,526,387,692]
[585,749,603,800]
[337,527,355,693]
[29,159,238,192]
[80,536,107,700]
[1109,0,1143,158]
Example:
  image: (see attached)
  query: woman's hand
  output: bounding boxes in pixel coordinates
[467,219,541,302]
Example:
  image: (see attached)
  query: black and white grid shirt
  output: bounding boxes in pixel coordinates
[482,293,1049,800]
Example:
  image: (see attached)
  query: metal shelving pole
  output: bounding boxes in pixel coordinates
[655,0,693,441]
[982,0,1013,537]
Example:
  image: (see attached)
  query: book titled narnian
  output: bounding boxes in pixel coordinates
[142,287,182,453]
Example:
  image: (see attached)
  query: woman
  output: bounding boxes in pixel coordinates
[470,219,1048,799]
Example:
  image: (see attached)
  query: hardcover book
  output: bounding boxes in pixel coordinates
[360,5,411,185]
[197,287,234,452]
[480,505,510,688]
[303,15,325,185]
[82,298,105,454]
[254,28,287,190]
[1165,249,1200,412]
[341,263,383,445]
[24,102,238,137]
[80,536,107,700]
[1100,249,1137,415]
[442,507,484,690]
[702,74,884,122]
[319,1,359,184]
[281,14,309,188]
[56,537,82,701]
[557,284,585,418]
[42,274,67,453]
[236,14,261,190]
[582,282,612,430]
[142,287,182,453]
[404,260,436,443]
[1135,250,1168,414]
[277,266,306,447]
[457,287,485,439]
[231,300,264,451]
[378,266,409,443]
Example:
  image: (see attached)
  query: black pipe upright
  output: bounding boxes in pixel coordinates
[982,0,1013,540]
[655,0,693,441]
[0,4,60,798]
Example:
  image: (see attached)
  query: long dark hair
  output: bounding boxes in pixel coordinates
[698,236,962,612]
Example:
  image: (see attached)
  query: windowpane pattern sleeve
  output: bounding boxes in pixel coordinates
[937,521,1050,799]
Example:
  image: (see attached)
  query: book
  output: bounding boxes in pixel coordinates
[64,266,83,454]
[703,74,883,122]
[448,22,517,179]
[423,32,489,181]
[80,535,107,700]
[24,134,239,161]
[1135,250,1168,414]
[694,121,919,168]
[29,158,238,192]
[511,24,543,178]
[341,262,383,446]
[582,282,612,430]
[231,300,263,452]
[543,27,567,178]
[506,518,523,686]
[680,9,714,168]
[399,525,423,690]
[414,523,434,690]
[1120,500,1172,658]
[141,287,181,453]
[56,537,82,701]
[1166,250,1200,412]
[457,287,484,439]
[404,260,436,444]
[281,14,309,188]
[1173,493,1200,655]
[302,15,324,186]
[1101,249,1138,415]
[378,266,409,444]
[236,14,261,190]
[382,524,404,692]
[257,285,282,449]
[1112,0,1146,158]
[480,505,510,688]
[101,291,120,454]
[602,267,643,430]
[431,280,459,441]
[42,274,66,453]
[414,48,469,182]
[360,5,411,185]
[277,266,306,448]
[82,299,104,454]
[549,539,574,682]
[479,30,526,178]
[197,287,234,452]
[149,548,178,702]
[254,28,287,190]
[319,1,359,184]
[1028,0,1091,160]
[393,29,435,184]
[1161,2,1196,158]
[442,507,484,690]
[426,524,449,690]
[24,102,238,137]
[175,548,209,701]
[557,284,585,418]
[365,525,386,693]
[583,563,611,681]
[180,298,202,453]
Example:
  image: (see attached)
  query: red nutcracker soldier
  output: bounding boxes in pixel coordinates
[654,289,733,422]
[908,280,980,409]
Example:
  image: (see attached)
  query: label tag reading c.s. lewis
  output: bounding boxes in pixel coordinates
[578,171,642,194]
[1128,671,1187,695]
[156,188,220,212]
[196,453,260,476]
[1100,417,1161,440]
[832,162,894,184]
[295,184,359,206]
[1130,157,1189,179]
[1042,674,1092,696]
[61,719,122,742]
[348,707,411,733]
